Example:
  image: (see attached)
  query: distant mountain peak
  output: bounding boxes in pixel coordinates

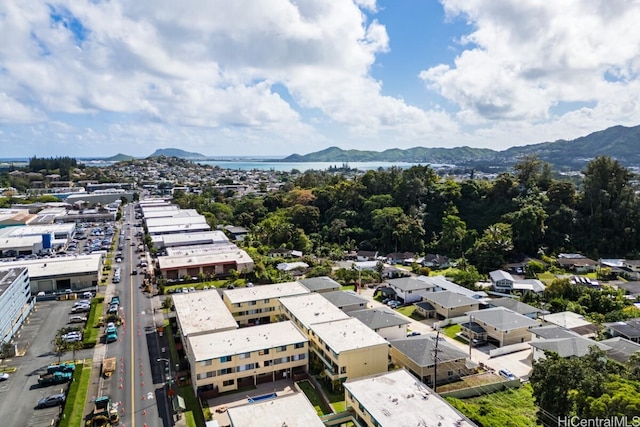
[148,148,207,159]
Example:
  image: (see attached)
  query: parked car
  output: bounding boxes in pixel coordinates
[498,369,517,381]
[69,316,88,324]
[407,331,421,337]
[36,393,66,409]
[71,305,90,313]
[0,372,9,381]
[63,332,82,342]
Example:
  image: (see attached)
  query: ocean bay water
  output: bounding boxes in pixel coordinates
[198,160,423,172]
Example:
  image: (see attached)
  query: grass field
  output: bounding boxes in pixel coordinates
[446,384,542,427]
[58,363,91,427]
[180,385,205,427]
[297,380,333,416]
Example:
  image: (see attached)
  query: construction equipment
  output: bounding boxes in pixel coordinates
[86,396,119,426]
[101,357,116,378]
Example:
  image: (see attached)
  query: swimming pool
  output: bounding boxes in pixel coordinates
[247,392,277,403]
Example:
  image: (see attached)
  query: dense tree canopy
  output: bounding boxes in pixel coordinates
[168,155,639,272]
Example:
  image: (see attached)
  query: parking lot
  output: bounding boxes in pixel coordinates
[0,299,96,427]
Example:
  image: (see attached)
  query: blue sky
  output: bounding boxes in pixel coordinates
[1,0,640,158]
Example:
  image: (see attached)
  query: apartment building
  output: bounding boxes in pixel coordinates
[187,321,309,395]
[222,282,310,326]
[278,293,350,335]
[308,317,389,383]
[172,288,238,342]
[0,268,33,343]
[344,369,477,427]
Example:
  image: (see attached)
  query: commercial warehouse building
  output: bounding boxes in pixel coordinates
[0,254,102,293]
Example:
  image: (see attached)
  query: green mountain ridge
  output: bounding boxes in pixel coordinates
[283,124,640,168]
[148,148,207,159]
[104,153,136,162]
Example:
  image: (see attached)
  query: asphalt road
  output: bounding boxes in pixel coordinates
[106,203,166,427]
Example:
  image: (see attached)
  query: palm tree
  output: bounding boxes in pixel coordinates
[51,334,67,364]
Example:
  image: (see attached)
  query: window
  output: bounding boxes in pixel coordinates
[277,345,287,352]
[447,370,454,377]
[292,353,306,361]
[234,303,242,308]
[218,367,234,375]
[259,349,269,355]
[294,343,304,349]
[249,301,257,306]
[264,299,270,303]
[223,379,235,386]
[237,363,255,372]
[340,366,347,374]
[200,360,212,366]
[220,356,232,363]
[240,352,251,359]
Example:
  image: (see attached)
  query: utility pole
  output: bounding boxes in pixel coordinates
[432,329,441,393]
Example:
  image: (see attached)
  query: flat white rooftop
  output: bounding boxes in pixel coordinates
[2,223,75,236]
[157,249,253,270]
[165,243,238,257]
[159,231,229,247]
[145,216,208,229]
[223,281,309,304]
[172,289,238,337]
[0,254,102,278]
[279,293,349,329]
[227,393,324,427]
[311,317,387,353]
[189,321,308,362]
[148,223,211,235]
[344,369,477,427]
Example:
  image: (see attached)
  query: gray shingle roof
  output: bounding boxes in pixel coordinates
[390,335,468,367]
[468,307,539,331]
[530,325,580,340]
[424,291,479,309]
[349,308,411,330]
[387,277,436,292]
[322,290,368,308]
[298,276,341,292]
[489,298,542,316]
[530,337,610,358]
[600,337,640,363]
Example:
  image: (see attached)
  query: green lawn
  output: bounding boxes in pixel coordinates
[183,411,196,427]
[58,363,91,427]
[297,380,333,415]
[180,385,205,427]
[441,324,462,339]
[83,299,104,347]
[165,320,180,368]
[396,305,426,321]
[536,272,557,284]
[446,383,541,427]
[318,382,346,412]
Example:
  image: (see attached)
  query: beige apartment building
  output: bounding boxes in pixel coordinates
[222,281,310,326]
[187,321,309,395]
[309,318,389,384]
